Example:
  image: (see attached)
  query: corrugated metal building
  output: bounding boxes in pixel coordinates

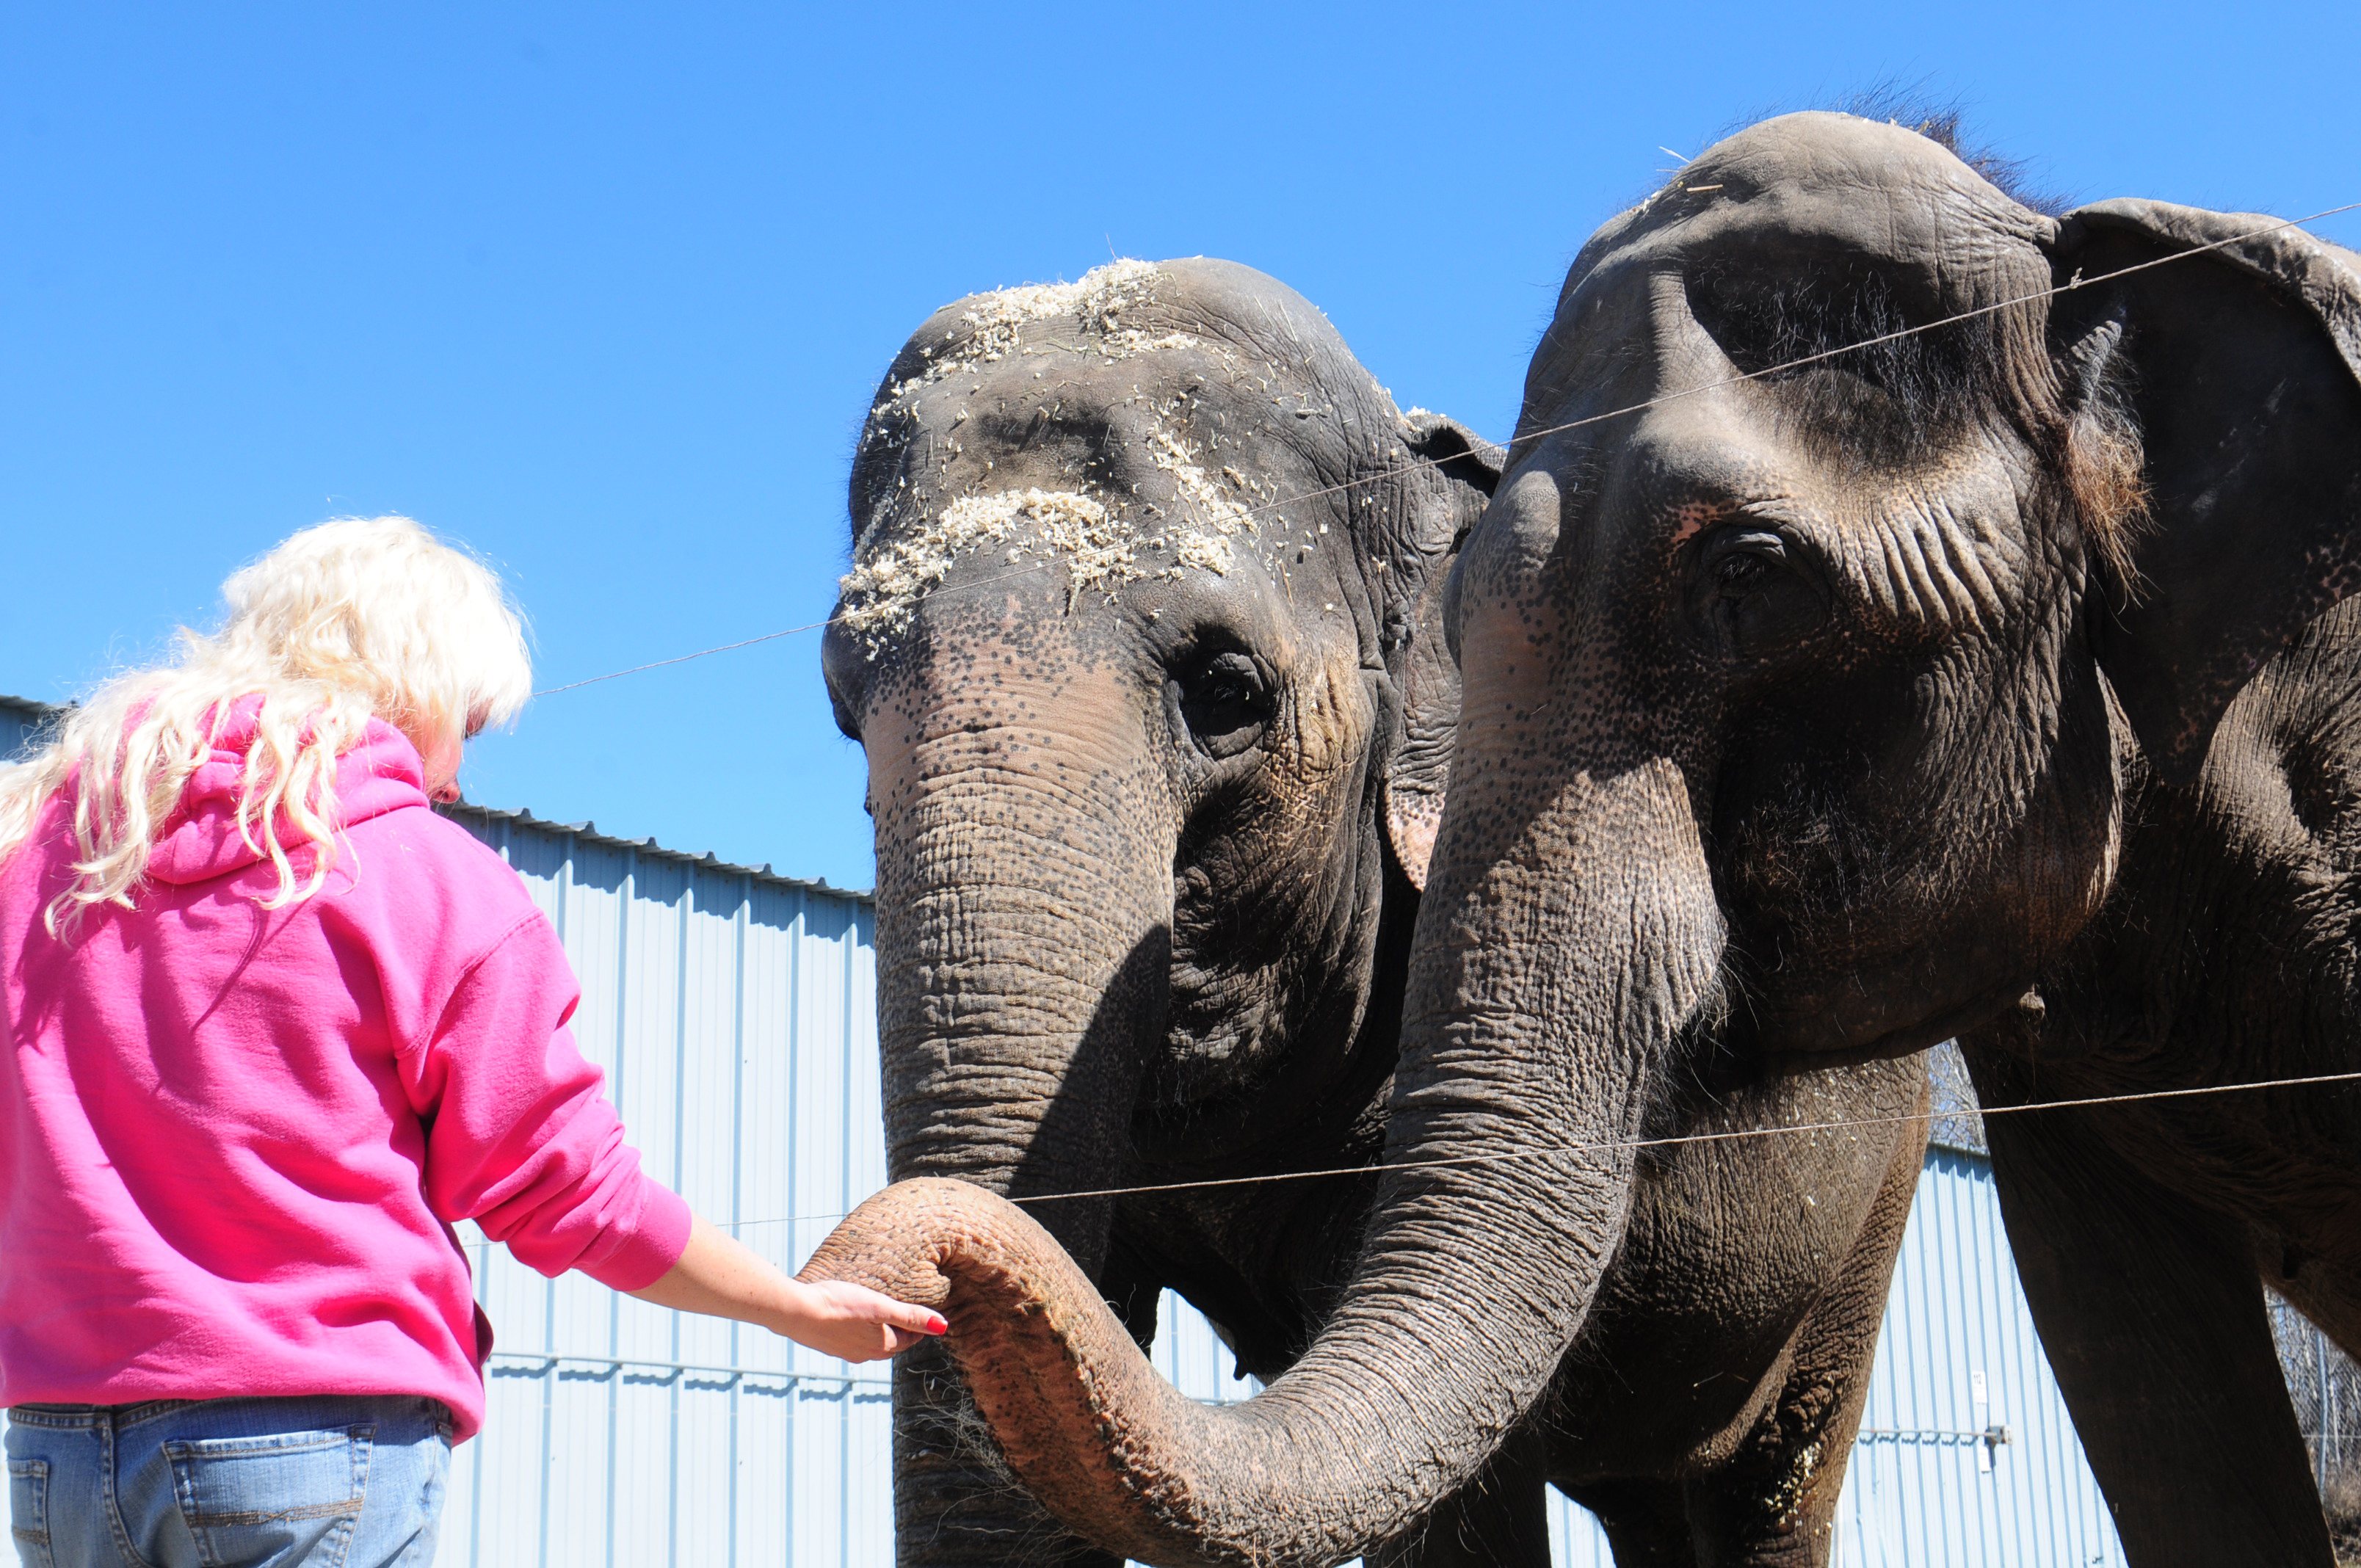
[0,686,2324,1564]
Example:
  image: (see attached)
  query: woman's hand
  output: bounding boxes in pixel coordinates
[771,1278,947,1362]
[626,1214,944,1361]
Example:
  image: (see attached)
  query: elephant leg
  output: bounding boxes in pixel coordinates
[1564,1477,1697,1568]
[1971,1052,2332,1567]
[1686,1106,1926,1567]
[894,1345,1121,1568]
[1371,1426,1553,1568]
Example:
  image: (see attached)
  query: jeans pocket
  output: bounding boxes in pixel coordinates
[7,1459,51,1568]
[164,1426,373,1568]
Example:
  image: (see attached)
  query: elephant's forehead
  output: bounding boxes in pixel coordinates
[837,475,1248,647]
[841,373,1340,646]
[845,268,1377,647]
[1577,113,2056,316]
[881,258,1197,408]
[873,256,1352,424]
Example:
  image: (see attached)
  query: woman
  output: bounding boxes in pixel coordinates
[0,518,941,1567]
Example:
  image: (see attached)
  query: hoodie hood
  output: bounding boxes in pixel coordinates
[145,699,433,888]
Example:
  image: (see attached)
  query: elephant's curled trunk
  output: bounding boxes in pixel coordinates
[808,1108,1635,1565]
[806,1177,1385,1567]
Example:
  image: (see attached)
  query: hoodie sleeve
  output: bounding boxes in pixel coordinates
[397,912,693,1290]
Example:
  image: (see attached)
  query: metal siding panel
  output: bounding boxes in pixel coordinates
[1546,1489,1614,1567]
[739,879,799,1560]
[844,903,886,1206]
[849,1379,899,1562]
[675,868,741,1568]
[1933,1156,1970,1558]
[1827,1150,2125,1568]
[791,896,852,1393]
[554,842,628,1568]
[1150,1291,1257,1407]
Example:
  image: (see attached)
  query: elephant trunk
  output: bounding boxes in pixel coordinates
[817,751,1724,1567]
[870,718,1177,1566]
[874,796,1169,1261]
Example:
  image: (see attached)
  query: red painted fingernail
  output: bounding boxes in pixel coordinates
[924,1313,949,1335]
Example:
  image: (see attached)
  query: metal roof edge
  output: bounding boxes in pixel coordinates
[0,691,871,905]
[435,800,871,907]
[1927,1128,1991,1161]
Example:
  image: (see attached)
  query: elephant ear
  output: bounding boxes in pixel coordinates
[1382,410,1501,890]
[2047,200,2361,783]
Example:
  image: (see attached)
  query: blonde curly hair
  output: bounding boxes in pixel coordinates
[0,516,531,929]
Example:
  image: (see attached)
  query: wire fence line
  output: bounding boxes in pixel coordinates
[529,203,2359,702]
[715,1063,2361,1234]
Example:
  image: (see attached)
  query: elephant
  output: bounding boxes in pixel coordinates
[819,254,1929,1567]
[1418,112,2361,1567]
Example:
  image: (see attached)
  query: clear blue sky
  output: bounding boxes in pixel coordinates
[4,3,2354,890]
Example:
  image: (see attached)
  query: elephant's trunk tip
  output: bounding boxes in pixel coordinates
[798,1176,1142,1392]
[800,1177,1222,1566]
[799,1177,1023,1311]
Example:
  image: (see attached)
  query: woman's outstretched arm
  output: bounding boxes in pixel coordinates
[628,1213,946,1362]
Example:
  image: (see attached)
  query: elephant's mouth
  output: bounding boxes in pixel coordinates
[1127,1044,1395,1171]
[1128,971,1405,1170]
[1756,976,2024,1075]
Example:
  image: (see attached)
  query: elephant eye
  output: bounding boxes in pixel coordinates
[1716,552,1772,590]
[1175,650,1274,759]
[1694,528,1829,657]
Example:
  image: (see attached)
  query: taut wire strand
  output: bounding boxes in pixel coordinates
[533,625,823,697]
[535,203,2360,700]
[719,1066,2361,1233]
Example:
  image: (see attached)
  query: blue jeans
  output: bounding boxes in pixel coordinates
[5,1396,449,1568]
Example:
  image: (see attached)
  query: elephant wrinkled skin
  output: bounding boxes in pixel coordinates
[819,255,1927,1567]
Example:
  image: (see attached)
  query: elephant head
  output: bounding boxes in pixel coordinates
[822,257,1495,1562]
[804,115,2361,1566]
[1446,109,2361,1071]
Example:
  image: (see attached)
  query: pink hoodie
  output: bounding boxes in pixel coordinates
[0,704,691,1440]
